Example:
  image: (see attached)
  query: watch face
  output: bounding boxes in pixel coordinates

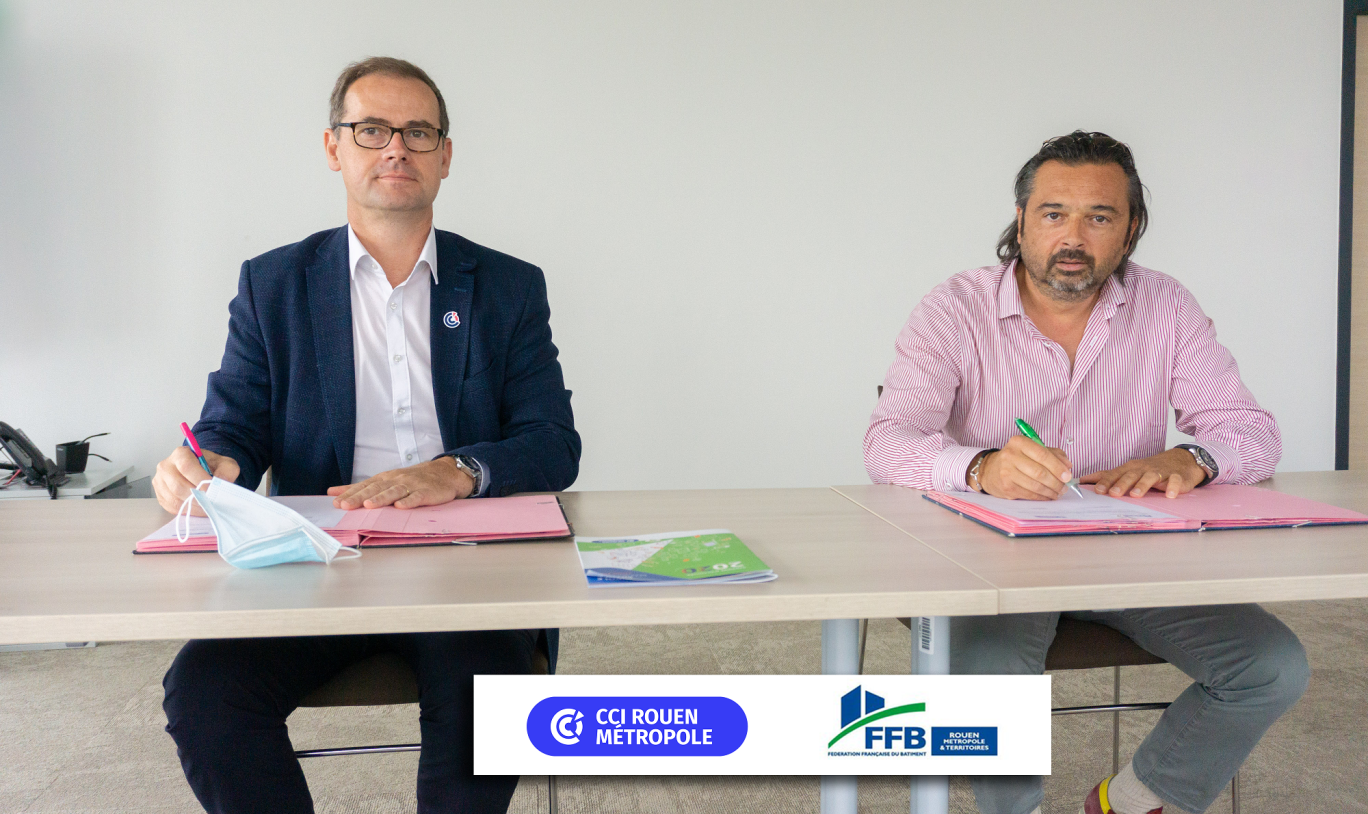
[1182,445,1216,475]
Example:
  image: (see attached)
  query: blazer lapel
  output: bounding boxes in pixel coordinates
[306,227,357,481]
[430,231,476,451]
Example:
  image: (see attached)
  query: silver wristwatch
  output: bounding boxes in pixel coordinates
[448,454,484,495]
[1175,444,1216,486]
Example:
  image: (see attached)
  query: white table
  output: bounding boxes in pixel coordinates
[0,487,996,814]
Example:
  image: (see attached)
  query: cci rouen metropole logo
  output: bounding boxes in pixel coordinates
[826,685,997,757]
[526,696,748,756]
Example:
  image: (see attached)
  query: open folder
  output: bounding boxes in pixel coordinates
[924,484,1368,538]
[135,494,572,553]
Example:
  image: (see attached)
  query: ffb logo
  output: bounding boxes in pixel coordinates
[827,685,927,753]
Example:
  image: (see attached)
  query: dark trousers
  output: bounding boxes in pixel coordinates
[162,629,537,814]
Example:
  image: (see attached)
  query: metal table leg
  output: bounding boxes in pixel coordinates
[912,616,950,814]
[821,619,860,814]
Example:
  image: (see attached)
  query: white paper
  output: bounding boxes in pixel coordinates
[140,494,348,541]
[944,488,1184,522]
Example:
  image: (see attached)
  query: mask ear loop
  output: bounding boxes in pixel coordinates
[175,479,215,543]
[308,530,361,562]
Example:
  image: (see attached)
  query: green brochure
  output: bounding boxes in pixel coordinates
[575,529,776,587]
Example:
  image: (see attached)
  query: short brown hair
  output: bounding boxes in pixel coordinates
[329,57,449,134]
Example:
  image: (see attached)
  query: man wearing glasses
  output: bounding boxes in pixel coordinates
[154,57,580,813]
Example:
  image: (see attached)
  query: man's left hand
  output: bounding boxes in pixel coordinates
[1079,448,1207,499]
[328,457,474,510]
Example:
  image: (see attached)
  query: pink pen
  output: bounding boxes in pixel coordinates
[180,422,212,475]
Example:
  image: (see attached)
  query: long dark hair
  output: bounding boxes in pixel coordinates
[996,131,1148,281]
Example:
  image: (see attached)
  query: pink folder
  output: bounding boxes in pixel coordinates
[925,484,1368,538]
[334,494,571,546]
[135,529,360,553]
[135,494,570,553]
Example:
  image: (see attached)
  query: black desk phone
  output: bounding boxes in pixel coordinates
[0,421,68,499]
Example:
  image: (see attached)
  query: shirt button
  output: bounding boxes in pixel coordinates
[396,407,405,415]
[393,354,403,363]
[1067,438,1074,445]
[406,453,414,461]
[389,302,398,311]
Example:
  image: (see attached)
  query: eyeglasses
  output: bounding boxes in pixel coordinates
[335,122,445,153]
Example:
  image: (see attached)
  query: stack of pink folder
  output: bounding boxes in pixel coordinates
[924,484,1368,538]
[135,494,571,553]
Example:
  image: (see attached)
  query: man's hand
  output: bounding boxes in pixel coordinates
[328,456,474,510]
[1080,448,1206,499]
[976,435,1074,501]
[153,447,240,515]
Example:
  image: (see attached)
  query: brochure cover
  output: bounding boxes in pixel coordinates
[575,529,776,587]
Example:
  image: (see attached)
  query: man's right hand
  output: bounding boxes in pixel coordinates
[153,447,240,515]
[975,435,1073,501]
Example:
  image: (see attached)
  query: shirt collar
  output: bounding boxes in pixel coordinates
[997,258,1127,320]
[347,224,439,286]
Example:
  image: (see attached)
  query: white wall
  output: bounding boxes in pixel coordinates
[0,1,1344,491]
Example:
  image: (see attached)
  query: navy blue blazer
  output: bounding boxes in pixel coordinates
[192,226,580,669]
[193,226,580,497]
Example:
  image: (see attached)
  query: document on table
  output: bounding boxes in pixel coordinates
[136,496,358,552]
[925,484,1368,537]
[135,494,571,553]
[942,488,1186,522]
[575,529,776,587]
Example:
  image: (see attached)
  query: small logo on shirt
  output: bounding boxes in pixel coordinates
[443,311,461,329]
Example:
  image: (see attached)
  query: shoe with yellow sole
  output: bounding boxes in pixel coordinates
[1080,775,1162,814]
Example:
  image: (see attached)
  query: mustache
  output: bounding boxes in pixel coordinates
[1049,249,1094,268]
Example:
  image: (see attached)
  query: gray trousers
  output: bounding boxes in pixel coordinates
[951,604,1309,814]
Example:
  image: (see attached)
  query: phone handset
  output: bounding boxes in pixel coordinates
[0,421,69,499]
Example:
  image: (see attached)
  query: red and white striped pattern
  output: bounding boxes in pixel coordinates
[864,261,1280,492]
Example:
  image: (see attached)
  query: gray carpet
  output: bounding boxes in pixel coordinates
[3,601,1363,813]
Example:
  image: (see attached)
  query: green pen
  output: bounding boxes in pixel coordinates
[1014,418,1085,498]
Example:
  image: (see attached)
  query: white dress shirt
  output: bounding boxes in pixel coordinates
[347,225,450,482]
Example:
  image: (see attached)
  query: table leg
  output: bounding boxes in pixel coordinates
[821,619,860,814]
[912,616,950,814]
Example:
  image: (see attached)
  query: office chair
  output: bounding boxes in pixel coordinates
[292,645,560,813]
[890,617,1241,813]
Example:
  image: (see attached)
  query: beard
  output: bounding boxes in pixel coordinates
[1020,246,1121,303]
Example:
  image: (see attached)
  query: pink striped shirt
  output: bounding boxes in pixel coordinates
[863,260,1280,492]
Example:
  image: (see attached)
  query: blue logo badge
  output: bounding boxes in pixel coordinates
[443,311,461,329]
[526,696,747,756]
[931,727,997,755]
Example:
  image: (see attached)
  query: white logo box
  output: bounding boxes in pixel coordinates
[475,674,1050,776]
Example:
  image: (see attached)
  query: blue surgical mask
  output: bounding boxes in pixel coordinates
[177,477,360,569]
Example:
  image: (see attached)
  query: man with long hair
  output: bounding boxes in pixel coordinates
[865,131,1308,814]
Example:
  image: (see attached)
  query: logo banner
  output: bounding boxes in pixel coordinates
[475,675,1050,775]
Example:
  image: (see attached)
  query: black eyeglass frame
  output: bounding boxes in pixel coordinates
[334,122,447,153]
